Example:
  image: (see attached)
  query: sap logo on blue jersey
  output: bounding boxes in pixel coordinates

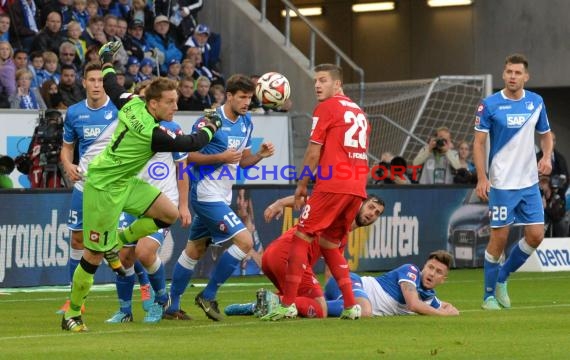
[228,136,244,150]
[83,125,106,139]
[499,105,512,110]
[506,114,529,128]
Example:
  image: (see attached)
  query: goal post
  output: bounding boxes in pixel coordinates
[344,75,492,164]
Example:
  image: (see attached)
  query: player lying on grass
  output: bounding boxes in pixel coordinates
[227,249,459,318]
[325,250,460,317]
[224,194,385,319]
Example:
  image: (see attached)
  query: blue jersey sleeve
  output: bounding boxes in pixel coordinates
[244,115,253,149]
[474,101,491,132]
[63,108,77,144]
[396,264,421,287]
[535,96,551,133]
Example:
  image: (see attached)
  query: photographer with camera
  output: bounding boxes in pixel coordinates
[13,109,68,188]
[537,132,568,237]
[413,126,461,184]
[539,174,568,237]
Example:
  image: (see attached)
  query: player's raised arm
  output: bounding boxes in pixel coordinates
[99,42,133,110]
[151,112,222,153]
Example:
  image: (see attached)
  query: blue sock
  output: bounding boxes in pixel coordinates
[169,251,197,312]
[202,245,246,300]
[498,239,533,283]
[326,300,345,317]
[116,266,136,314]
[146,259,167,304]
[483,251,500,300]
[134,261,150,286]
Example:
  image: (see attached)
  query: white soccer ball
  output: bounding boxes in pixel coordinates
[255,72,291,109]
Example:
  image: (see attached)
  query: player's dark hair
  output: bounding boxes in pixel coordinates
[365,194,385,208]
[83,61,102,77]
[225,74,255,95]
[427,250,453,269]
[145,77,178,102]
[505,53,528,70]
[314,63,343,84]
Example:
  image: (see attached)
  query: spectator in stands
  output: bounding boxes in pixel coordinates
[13,50,28,70]
[39,79,66,109]
[81,15,106,48]
[59,41,82,72]
[453,140,476,184]
[180,58,197,80]
[40,0,73,30]
[184,24,215,69]
[115,18,127,40]
[84,44,101,64]
[177,76,194,110]
[166,59,181,81]
[31,11,67,54]
[0,13,9,42]
[8,0,40,52]
[66,21,87,65]
[97,0,123,18]
[210,84,225,108]
[126,0,153,33]
[42,51,61,84]
[187,75,212,110]
[185,46,223,86]
[30,51,48,88]
[457,140,475,172]
[125,56,139,86]
[10,68,46,109]
[413,127,461,184]
[58,64,85,106]
[102,14,127,66]
[71,0,90,31]
[114,66,127,89]
[171,0,203,45]
[86,0,99,19]
[145,15,182,75]
[0,41,16,107]
[137,57,155,82]
[122,19,148,61]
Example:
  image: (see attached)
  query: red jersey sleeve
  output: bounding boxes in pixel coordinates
[310,101,333,145]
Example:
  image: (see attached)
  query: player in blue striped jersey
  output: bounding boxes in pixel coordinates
[473,53,553,310]
[57,62,118,314]
[165,74,275,321]
[325,250,459,317]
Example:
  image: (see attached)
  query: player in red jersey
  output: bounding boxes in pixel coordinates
[225,194,384,318]
[262,64,371,320]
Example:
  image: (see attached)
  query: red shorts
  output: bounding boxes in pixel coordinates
[261,229,324,299]
[297,192,363,244]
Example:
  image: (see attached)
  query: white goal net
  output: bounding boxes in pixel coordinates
[344,75,492,164]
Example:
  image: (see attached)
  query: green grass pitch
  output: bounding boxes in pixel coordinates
[1,269,570,359]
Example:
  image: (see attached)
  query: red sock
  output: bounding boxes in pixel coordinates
[282,234,310,306]
[295,296,325,318]
[321,247,356,308]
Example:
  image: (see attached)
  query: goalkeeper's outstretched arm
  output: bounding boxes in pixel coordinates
[102,64,134,110]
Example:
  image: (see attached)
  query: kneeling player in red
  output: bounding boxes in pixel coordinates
[224,194,384,318]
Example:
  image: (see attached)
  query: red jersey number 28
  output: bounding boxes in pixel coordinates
[344,111,368,149]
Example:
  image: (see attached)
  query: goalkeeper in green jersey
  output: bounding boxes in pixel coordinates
[61,41,222,332]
